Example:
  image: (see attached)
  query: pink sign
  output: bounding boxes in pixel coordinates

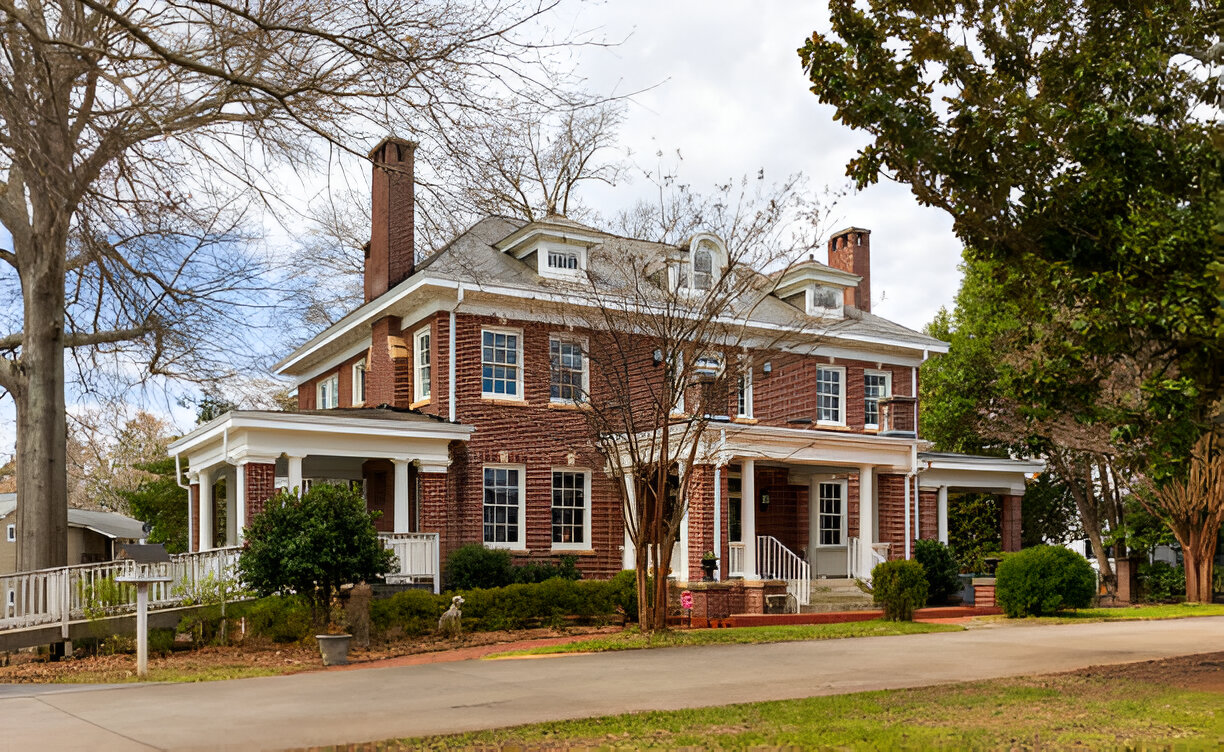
[680,590,694,610]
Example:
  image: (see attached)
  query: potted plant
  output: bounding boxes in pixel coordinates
[238,483,395,667]
[701,550,718,581]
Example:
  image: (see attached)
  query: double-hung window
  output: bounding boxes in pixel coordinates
[414,327,431,402]
[817,481,845,546]
[352,359,366,405]
[551,470,590,549]
[864,370,892,428]
[815,367,845,425]
[316,373,339,409]
[481,328,522,399]
[736,368,753,418]
[482,465,525,548]
[549,336,586,403]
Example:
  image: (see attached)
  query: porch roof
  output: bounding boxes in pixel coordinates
[710,422,920,471]
[917,451,1044,495]
[168,407,473,474]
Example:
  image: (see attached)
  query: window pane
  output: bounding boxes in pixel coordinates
[483,467,520,544]
[817,369,841,423]
[551,471,586,545]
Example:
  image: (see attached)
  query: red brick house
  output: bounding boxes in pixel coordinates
[169,138,1039,599]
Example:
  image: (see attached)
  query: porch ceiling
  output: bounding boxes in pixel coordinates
[169,408,473,474]
[710,423,919,472]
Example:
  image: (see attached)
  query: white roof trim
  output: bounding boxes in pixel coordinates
[169,410,474,455]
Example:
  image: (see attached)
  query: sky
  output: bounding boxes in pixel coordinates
[0,2,966,460]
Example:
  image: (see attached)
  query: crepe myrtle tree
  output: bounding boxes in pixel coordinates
[0,0,603,571]
[535,172,833,632]
[238,483,395,629]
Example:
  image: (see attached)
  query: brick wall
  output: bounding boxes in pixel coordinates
[363,459,395,532]
[877,473,907,559]
[753,466,808,555]
[686,465,716,576]
[751,351,913,432]
[1001,494,1022,552]
[189,483,200,552]
[245,463,276,523]
[919,489,938,540]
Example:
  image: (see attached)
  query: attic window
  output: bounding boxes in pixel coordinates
[808,285,844,317]
[547,250,579,271]
[693,247,713,290]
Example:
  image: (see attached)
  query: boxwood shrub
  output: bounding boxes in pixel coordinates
[913,539,961,604]
[872,559,928,621]
[995,545,1096,617]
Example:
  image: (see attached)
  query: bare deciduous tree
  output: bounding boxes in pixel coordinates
[0,0,599,570]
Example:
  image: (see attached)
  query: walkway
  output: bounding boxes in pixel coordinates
[7,616,1224,751]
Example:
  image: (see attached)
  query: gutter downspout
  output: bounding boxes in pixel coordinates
[449,284,463,423]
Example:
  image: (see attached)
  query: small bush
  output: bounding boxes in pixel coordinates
[609,570,638,622]
[148,628,177,657]
[513,555,582,584]
[995,545,1096,617]
[446,545,514,590]
[1138,561,1185,602]
[234,595,315,643]
[913,539,961,604]
[370,588,444,637]
[872,559,929,621]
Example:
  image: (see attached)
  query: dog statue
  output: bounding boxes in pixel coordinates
[438,595,465,638]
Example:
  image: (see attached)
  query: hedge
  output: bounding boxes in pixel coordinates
[995,545,1096,617]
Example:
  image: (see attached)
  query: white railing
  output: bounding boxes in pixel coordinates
[379,533,440,594]
[757,535,810,606]
[727,542,745,577]
[847,538,890,582]
[0,547,243,634]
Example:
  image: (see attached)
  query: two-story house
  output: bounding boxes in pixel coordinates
[169,138,1039,597]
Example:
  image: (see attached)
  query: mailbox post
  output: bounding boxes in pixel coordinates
[115,543,173,678]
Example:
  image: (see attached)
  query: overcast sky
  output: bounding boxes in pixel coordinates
[0,1,966,459]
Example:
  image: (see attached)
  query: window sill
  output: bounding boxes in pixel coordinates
[732,417,758,424]
[485,544,529,553]
[548,401,591,411]
[816,422,850,431]
[410,398,431,409]
[551,547,596,555]
[481,396,527,407]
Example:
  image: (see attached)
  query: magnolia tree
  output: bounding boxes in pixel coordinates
[548,174,832,631]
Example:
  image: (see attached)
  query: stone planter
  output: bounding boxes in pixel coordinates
[316,634,352,666]
[701,560,717,581]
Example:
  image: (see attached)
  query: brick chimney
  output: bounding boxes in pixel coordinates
[366,137,417,302]
[827,227,871,312]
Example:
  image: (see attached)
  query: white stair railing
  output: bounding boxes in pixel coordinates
[847,538,890,582]
[756,535,810,606]
[378,532,441,594]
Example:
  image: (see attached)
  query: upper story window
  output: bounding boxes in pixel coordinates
[550,335,587,403]
[816,366,845,425]
[482,328,522,399]
[864,370,892,428]
[547,250,580,270]
[415,327,431,402]
[317,373,339,409]
[352,359,366,405]
[737,368,753,419]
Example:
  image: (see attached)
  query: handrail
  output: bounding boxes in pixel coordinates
[848,538,889,582]
[756,535,810,607]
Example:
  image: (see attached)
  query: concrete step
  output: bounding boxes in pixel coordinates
[801,600,879,614]
[809,578,869,594]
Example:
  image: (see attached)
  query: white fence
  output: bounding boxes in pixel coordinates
[756,535,811,606]
[0,533,441,635]
[847,537,890,582]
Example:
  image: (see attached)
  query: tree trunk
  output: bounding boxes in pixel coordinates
[15,236,69,571]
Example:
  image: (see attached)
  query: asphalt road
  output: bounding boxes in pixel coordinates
[6,616,1224,751]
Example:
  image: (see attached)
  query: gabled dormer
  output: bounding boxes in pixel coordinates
[772,256,859,319]
[494,216,606,281]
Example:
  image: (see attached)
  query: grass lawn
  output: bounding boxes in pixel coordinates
[395,665,1224,750]
[992,602,1224,624]
[488,620,962,658]
[50,665,293,684]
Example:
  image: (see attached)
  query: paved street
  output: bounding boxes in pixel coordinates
[6,617,1224,751]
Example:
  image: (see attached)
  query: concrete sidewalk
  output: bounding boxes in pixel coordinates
[7,616,1224,752]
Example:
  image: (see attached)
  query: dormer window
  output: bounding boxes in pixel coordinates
[808,285,844,318]
[693,246,714,290]
[675,235,727,293]
[547,250,579,271]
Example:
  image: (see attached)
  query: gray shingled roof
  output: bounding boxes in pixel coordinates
[0,495,146,540]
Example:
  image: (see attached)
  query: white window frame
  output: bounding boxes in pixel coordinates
[815,366,846,426]
[5,523,14,542]
[316,373,339,409]
[808,285,845,318]
[351,359,367,406]
[480,327,524,400]
[549,335,588,404]
[482,463,526,549]
[550,468,592,551]
[737,366,753,419]
[864,369,892,429]
[815,480,848,547]
[671,351,686,414]
[414,326,432,403]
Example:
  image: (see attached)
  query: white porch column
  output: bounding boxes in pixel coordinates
[235,462,247,543]
[741,459,757,579]
[198,467,214,551]
[903,470,911,560]
[224,466,238,546]
[622,473,636,570]
[286,454,304,496]
[393,459,411,533]
[937,485,949,544]
[858,464,874,578]
[712,465,722,580]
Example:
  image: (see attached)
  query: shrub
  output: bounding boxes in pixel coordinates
[446,545,513,590]
[239,484,395,628]
[370,588,444,637]
[995,545,1096,617]
[609,570,638,622]
[235,595,315,643]
[1138,561,1185,602]
[513,555,582,584]
[913,539,961,604]
[871,559,929,621]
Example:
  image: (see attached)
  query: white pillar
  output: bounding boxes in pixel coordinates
[712,465,722,581]
[903,471,911,560]
[135,583,149,677]
[858,464,874,578]
[742,459,757,579]
[937,485,949,544]
[235,462,247,544]
[393,459,411,533]
[198,467,214,551]
[286,454,304,496]
[187,471,198,554]
[622,473,636,570]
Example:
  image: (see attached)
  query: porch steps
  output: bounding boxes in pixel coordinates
[802,577,875,613]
